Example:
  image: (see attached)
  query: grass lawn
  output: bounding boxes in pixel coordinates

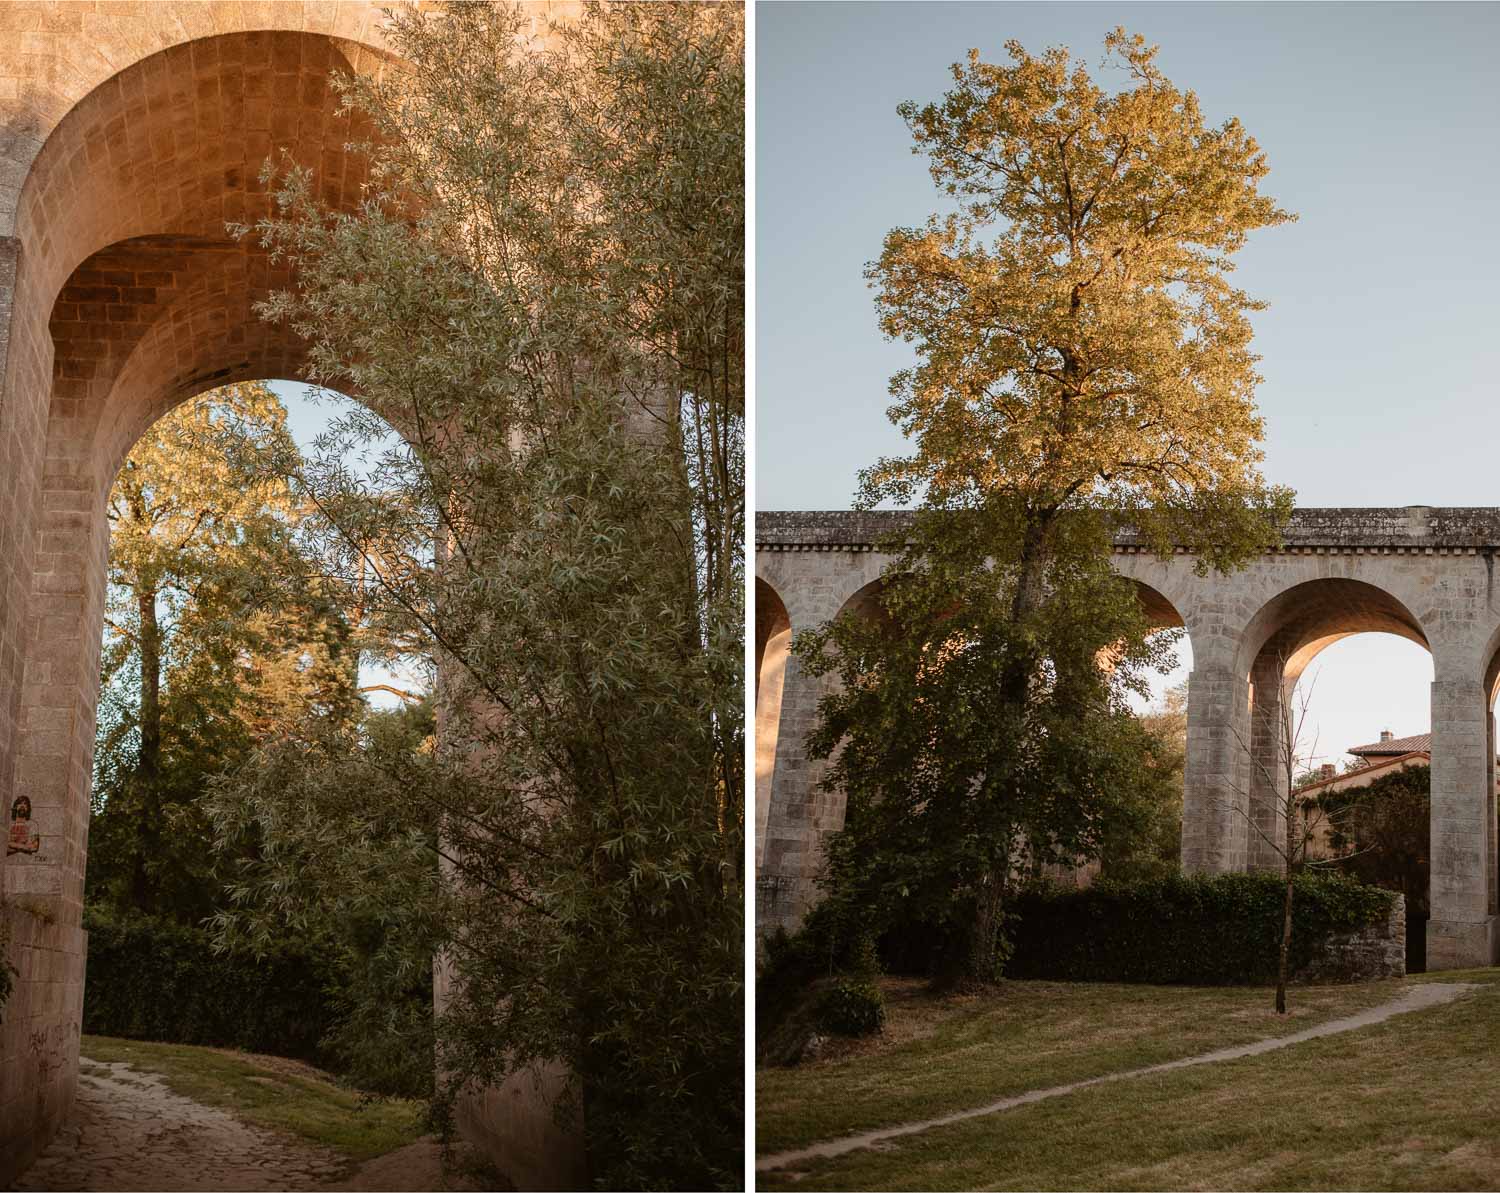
[758,975,1402,1155]
[758,970,1500,1190]
[81,1035,426,1164]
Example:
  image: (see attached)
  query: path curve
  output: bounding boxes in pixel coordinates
[758,981,1478,1173]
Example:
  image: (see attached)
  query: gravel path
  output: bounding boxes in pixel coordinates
[13,1059,348,1191]
[11,1054,487,1192]
[757,981,1479,1174]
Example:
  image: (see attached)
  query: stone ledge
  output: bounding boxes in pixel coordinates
[757,508,1500,553]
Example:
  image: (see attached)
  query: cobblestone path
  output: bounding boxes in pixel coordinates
[15,1058,349,1192]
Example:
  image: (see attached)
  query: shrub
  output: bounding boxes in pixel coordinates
[816,978,885,1037]
[82,906,341,1062]
[1005,871,1396,985]
[757,907,882,1063]
[756,905,849,1042]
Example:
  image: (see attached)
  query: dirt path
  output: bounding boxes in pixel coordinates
[14,1059,348,1192]
[757,981,1478,1175]
[13,1057,485,1193]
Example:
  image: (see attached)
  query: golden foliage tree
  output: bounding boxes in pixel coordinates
[806,30,1297,987]
[866,28,1295,568]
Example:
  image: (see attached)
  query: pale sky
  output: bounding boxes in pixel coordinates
[755,1,1498,765]
[269,380,424,711]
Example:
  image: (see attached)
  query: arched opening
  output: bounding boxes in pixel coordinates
[1121,576,1194,713]
[837,575,903,633]
[757,574,897,931]
[10,20,397,935]
[0,24,404,1178]
[754,578,792,868]
[1238,578,1434,969]
[83,377,429,1044]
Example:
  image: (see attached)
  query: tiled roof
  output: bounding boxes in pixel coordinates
[1298,751,1427,795]
[1349,733,1431,757]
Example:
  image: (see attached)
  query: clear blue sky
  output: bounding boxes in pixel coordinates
[756,2,1500,762]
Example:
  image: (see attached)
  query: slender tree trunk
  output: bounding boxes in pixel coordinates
[966,874,1004,985]
[131,576,162,910]
[1277,802,1294,1014]
[138,582,161,778]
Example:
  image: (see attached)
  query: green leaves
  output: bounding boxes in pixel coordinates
[798,505,1180,986]
[1007,871,1396,985]
[92,383,363,925]
[218,5,744,1188]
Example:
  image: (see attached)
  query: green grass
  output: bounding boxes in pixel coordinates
[757,975,1401,1155]
[759,969,1500,1190]
[81,1035,425,1165]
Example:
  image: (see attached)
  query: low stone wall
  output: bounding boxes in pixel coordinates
[0,901,86,1186]
[1296,895,1406,983]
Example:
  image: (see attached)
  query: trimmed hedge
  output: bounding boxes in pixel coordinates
[1007,871,1397,985]
[82,907,341,1061]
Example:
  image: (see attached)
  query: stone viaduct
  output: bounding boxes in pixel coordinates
[756,507,1500,975]
[0,2,579,1185]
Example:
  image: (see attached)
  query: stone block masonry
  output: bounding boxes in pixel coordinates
[0,4,587,1185]
[0,904,85,1186]
[1295,896,1407,984]
[756,509,1500,974]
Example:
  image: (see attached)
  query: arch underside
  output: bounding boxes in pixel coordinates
[1,17,590,1189]
[24,31,398,501]
[0,15,406,1185]
[1244,577,1429,685]
[754,578,792,870]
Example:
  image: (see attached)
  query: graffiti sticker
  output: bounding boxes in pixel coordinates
[8,796,39,856]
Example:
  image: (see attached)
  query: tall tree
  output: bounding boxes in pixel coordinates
[800,508,1180,986]
[807,29,1295,986]
[91,383,359,922]
[866,28,1295,562]
[213,4,744,1187]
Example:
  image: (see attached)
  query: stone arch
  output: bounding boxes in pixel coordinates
[0,14,579,1185]
[1237,576,1430,687]
[0,29,406,1182]
[1234,578,1433,875]
[10,24,403,927]
[1126,576,1187,634]
[1117,575,1195,682]
[0,2,397,238]
[835,575,899,629]
[1,20,402,642]
[755,578,792,868]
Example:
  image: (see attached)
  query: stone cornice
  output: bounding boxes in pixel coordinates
[755,507,1500,555]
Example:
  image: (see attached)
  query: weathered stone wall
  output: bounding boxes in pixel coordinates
[432,952,586,1191]
[0,3,583,1182]
[1295,896,1407,984]
[756,509,1500,971]
[0,905,86,1186]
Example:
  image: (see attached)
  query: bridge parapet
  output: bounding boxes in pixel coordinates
[757,507,1500,553]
